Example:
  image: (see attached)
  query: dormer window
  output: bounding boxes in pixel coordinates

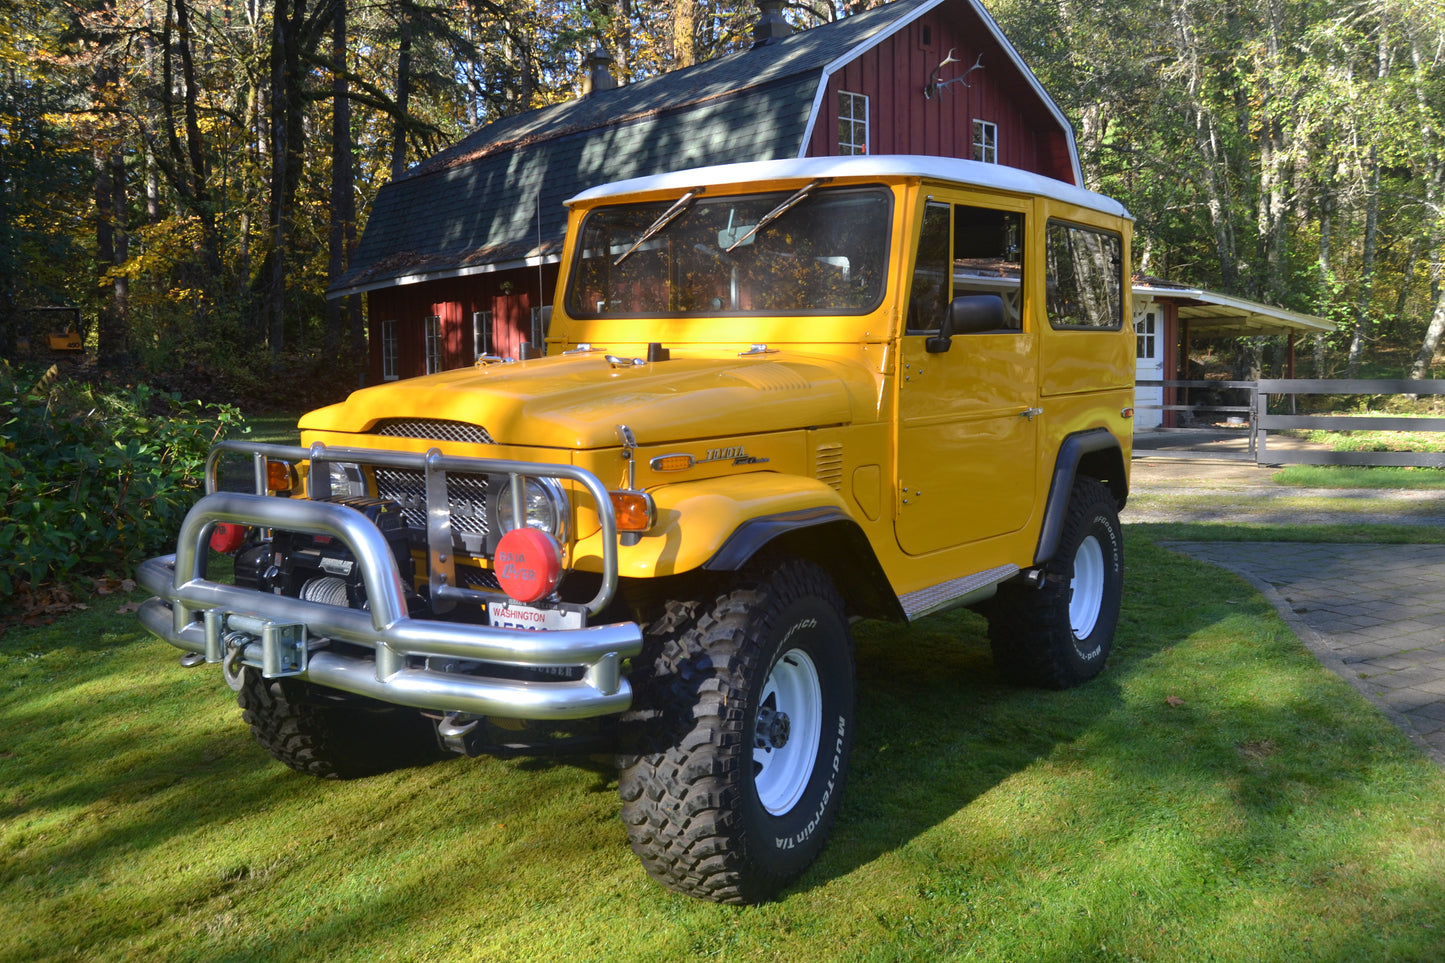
[972,119,997,163]
[838,91,869,155]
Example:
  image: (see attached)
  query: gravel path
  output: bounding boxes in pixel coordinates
[1124,456,1445,526]
[1124,485,1445,526]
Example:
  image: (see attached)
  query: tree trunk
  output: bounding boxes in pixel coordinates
[106,145,129,360]
[174,0,223,286]
[1168,0,1239,291]
[267,0,311,357]
[1346,144,1380,379]
[1408,30,1444,381]
[1346,15,1392,379]
[93,143,116,354]
[1412,293,1445,379]
[327,0,352,359]
[390,1,412,181]
[673,0,696,68]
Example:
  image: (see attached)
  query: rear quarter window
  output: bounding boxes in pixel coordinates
[1045,221,1123,331]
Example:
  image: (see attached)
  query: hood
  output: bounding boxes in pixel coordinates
[300,352,871,448]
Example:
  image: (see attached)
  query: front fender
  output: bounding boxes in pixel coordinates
[573,473,853,579]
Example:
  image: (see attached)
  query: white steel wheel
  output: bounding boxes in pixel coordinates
[1069,533,1106,640]
[752,647,823,816]
[984,476,1123,690]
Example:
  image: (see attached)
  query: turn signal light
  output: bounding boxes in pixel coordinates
[609,491,656,533]
[266,460,297,492]
[649,454,695,472]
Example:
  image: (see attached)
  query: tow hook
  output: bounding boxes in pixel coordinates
[438,712,487,756]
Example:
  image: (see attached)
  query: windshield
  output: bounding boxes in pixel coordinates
[566,186,892,318]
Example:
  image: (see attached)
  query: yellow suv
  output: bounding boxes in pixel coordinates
[139,155,1134,904]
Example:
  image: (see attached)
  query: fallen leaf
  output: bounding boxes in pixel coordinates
[116,602,141,615]
[1165,695,1185,707]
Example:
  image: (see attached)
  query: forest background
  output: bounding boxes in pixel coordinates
[2,0,1443,409]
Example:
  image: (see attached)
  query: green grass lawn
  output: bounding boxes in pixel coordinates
[232,412,302,446]
[4,531,1444,962]
[1274,465,1445,490]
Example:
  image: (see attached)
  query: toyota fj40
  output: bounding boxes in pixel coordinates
[138,154,1135,904]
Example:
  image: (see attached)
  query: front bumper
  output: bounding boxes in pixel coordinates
[137,451,644,720]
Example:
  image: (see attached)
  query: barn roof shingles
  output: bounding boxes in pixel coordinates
[331,0,933,294]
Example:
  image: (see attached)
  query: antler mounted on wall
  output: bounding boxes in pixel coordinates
[924,48,985,100]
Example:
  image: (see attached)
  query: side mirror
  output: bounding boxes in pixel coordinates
[926,295,1006,353]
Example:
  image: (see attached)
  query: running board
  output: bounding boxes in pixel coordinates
[900,564,1020,621]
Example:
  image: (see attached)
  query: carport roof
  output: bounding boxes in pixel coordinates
[1134,280,1334,336]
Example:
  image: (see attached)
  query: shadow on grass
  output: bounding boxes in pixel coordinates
[5,534,1444,962]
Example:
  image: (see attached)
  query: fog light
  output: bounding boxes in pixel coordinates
[495,527,563,603]
[209,523,248,554]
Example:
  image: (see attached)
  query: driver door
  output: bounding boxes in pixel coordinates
[894,195,1039,557]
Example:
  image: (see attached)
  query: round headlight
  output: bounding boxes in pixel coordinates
[495,476,568,539]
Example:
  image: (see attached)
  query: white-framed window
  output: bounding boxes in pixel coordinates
[381,319,399,381]
[424,315,443,374]
[838,91,869,156]
[473,310,493,359]
[972,119,997,164]
[530,305,551,348]
[1136,311,1158,359]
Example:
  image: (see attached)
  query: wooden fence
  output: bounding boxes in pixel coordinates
[1255,379,1445,468]
[1135,379,1445,467]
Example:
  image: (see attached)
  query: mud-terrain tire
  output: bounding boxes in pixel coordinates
[237,670,444,779]
[618,559,856,904]
[986,476,1123,689]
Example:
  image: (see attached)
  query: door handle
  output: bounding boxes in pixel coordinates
[1020,407,1043,421]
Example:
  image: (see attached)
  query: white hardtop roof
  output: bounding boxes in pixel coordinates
[566,155,1131,220]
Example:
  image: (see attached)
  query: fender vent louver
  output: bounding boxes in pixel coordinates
[374,419,494,445]
[815,443,844,490]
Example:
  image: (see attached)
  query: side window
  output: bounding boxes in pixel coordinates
[424,314,443,373]
[473,310,493,359]
[953,205,1023,329]
[972,120,997,164]
[907,202,1024,333]
[1046,221,1124,330]
[838,91,868,155]
[1136,310,1157,358]
[381,319,399,381]
[906,201,950,331]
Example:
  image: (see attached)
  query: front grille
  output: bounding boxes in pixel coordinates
[458,566,501,590]
[375,419,494,445]
[374,467,490,539]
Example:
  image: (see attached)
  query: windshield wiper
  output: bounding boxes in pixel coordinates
[724,178,829,253]
[614,188,703,266]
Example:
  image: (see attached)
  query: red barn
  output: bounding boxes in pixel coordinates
[330,0,1083,382]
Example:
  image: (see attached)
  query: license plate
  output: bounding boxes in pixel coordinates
[487,602,585,632]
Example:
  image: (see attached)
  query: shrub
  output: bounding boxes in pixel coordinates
[0,365,243,598]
